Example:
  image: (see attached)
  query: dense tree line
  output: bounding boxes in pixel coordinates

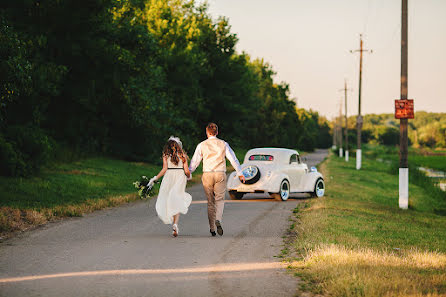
[0,0,331,177]
[333,112,446,149]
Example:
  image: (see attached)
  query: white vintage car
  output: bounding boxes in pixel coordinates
[227,148,325,201]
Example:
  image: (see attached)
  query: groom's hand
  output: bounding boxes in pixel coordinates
[239,175,246,183]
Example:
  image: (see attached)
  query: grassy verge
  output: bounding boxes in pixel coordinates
[0,158,162,237]
[288,152,446,296]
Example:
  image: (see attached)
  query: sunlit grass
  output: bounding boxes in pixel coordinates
[292,245,446,297]
[289,153,446,296]
[0,158,160,236]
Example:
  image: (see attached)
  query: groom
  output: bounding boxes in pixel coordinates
[189,123,245,236]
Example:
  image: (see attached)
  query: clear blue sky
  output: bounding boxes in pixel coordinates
[203,0,446,119]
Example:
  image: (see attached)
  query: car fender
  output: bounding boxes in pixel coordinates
[227,171,239,190]
[267,172,289,193]
[227,170,288,193]
[301,172,324,192]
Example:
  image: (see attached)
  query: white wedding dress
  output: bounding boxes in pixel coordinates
[155,156,192,224]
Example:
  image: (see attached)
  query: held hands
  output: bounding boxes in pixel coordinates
[187,173,192,181]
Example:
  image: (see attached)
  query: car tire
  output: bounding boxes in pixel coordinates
[270,179,290,201]
[312,178,325,198]
[241,165,261,185]
[229,190,245,200]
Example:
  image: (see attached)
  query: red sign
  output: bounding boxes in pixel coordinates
[395,99,414,119]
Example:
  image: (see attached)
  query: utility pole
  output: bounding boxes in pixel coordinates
[351,34,372,170]
[332,118,337,150]
[399,0,409,209]
[338,100,343,157]
[339,80,352,162]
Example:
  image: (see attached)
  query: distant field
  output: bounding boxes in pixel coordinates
[288,152,446,297]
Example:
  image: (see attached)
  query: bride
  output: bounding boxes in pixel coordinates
[148,136,192,237]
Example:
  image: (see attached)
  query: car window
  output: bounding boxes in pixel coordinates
[297,155,301,164]
[249,155,274,161]
[289,154,298,164]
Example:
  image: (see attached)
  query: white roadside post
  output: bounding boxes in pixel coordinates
[356,149,362,170]
[339,148,343,158]
[345,150,349,162]
[399,168,409,209]
[356,115,363,170]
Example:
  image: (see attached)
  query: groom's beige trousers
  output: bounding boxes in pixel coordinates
[202,172,226,231]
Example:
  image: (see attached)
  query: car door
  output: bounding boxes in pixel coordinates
[289,154,306,191]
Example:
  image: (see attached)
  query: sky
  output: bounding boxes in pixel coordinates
[202,0,446,119]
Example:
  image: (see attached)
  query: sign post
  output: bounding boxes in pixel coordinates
[398,0,410,210]
[395,99,413,209]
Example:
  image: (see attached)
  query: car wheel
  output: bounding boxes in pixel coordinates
[229,190,245,200]
[241,165,261,184]
[312,178,325,198]
[270,179,290,201]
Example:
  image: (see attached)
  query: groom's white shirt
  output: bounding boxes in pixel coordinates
[189,136,243,176]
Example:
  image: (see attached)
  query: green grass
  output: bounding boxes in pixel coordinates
[296,155,446,252]
[363,144,446,213]
[288,151,446,297]
[364,144,446,172]
[0,157,162,235]
[0,158,159,210]
[410,154,446,172]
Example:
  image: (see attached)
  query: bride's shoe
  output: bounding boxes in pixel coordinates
[172,224,179,237]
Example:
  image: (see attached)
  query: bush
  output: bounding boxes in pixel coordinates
[0,126,54,176]
[0,134,26,176]
[375,126,399,146]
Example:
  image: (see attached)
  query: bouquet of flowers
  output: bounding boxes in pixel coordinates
[133,176,158,199]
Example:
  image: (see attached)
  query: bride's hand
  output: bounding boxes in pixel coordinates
[148,176,158,187]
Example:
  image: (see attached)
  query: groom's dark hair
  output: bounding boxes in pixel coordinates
[206,123,218,136]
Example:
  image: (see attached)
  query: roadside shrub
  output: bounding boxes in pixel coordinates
[1,126,54,176]
[0,134,26,176]
[376,126,399,146]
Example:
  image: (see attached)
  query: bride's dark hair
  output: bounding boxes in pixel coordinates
[162,140,187,165]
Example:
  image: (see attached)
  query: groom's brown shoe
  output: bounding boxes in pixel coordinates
[215,220,223,236]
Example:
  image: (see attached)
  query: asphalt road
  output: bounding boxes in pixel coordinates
[0,149,327,297]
